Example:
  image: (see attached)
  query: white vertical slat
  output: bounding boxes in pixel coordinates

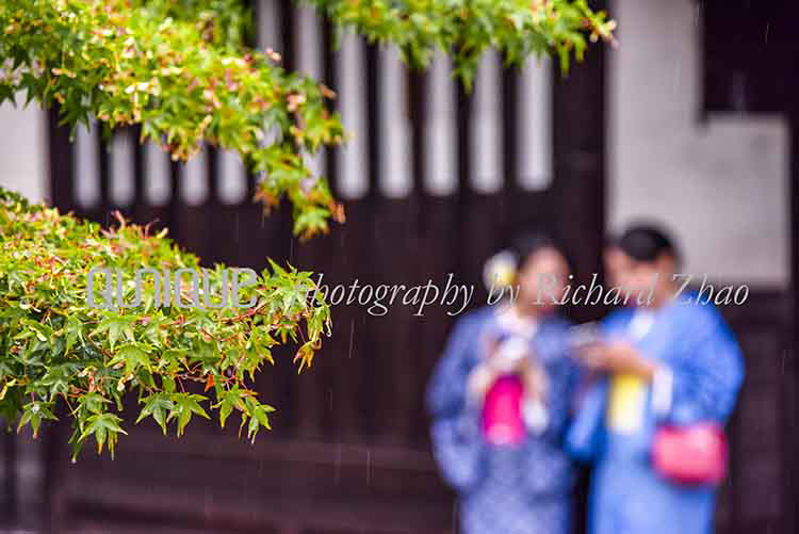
[296,5,324,180]
[518,57,552,190]
[256,0,281,51]
[379,46,412,198]
[470,51,503,194]
[110,129,134,207]
[255,0,284,191]
[74,121,99,208]
[0,98,46,202]
[218,150,247,204]
[425,53,456,196]
[336,32,368,199]
[194,1,281,208]
[144,141,170,206]
[181,145,207,205]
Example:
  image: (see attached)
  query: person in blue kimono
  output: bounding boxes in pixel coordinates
[567,224,745,534]
[426,233,580,534]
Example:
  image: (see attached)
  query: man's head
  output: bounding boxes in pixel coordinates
[607,224,680,306]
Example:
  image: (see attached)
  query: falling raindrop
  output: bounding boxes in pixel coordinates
[335,443,342,485]
[365,448,372,485]
[348,319,355,359]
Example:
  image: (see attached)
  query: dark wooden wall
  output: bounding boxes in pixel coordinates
[702,2,799,532]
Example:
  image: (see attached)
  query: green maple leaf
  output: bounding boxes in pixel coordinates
[79,412,128,457]
[168,393,210,437]
[92,315,136,349]
[108,343,152,375]
[136,393,174,434]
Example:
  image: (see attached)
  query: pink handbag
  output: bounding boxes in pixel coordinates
[481,375,526,446]
[653,423,728,485]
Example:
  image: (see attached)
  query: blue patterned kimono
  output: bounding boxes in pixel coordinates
[426,308,579,534]
[567,294,745,534]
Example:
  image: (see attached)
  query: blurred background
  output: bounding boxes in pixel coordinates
[0,0,796,532]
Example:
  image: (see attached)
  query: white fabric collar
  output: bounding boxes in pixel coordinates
[495,306,539,340]
[628,308,655,341]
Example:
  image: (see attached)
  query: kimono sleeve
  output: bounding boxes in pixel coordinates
[565,314,623,463]
[565,378,608,463]
[426,314,487,492]
[426,314,481,419]
[430,407,486,492]
[653,306,745,425]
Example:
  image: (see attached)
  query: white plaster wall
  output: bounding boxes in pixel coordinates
[0,100,47,202]
[608,0,789,287]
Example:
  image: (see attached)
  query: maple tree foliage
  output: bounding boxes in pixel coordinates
[0,190,329,457]
[0,0,613,456]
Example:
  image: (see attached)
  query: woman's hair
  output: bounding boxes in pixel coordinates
[509,231,569,266]
[482,230,569,290]
[614,224,680,264]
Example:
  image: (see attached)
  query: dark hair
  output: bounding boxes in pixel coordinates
[614,224,680,264]
[510,231,570,266]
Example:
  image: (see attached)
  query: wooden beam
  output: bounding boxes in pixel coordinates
[46,107,73,211]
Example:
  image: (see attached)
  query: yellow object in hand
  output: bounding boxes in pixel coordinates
[607,372,646,434]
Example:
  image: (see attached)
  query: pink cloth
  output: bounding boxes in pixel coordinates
[481,375,526,446]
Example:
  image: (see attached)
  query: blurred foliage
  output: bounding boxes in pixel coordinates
[0,0,613,235]
[0,0,345,239]
[309,0,616,90]
[0,189,330,457]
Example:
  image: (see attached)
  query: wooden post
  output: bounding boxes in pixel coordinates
[787,107,799,534]
[551,0,606,325]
